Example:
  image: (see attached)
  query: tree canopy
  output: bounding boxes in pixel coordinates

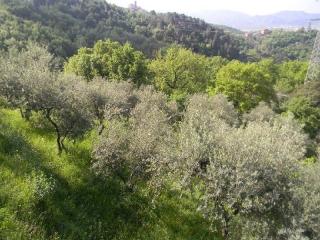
[149,46,219,99]
[0,0,244,59]
[64,39,148,85]
[0,20,320,238]
[212,60,276,112]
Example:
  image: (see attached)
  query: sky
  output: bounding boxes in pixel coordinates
[106,0,320,15]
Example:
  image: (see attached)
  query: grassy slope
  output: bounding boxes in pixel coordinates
[0,108,218,240]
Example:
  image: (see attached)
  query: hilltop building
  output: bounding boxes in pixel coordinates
[260,29,272,35]
[129,1,141,12]
[244,32,253,38]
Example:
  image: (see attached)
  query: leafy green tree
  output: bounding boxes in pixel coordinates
[295,80,320,107]
[149,46,215,99]
[276,61,308,94]
[64,48,94,80]
[284,96,320,138]
[64,39,148,85]
[212,60,276,112]
[207,56,229,88]
[106,42,149,86]
[257,58,279,85]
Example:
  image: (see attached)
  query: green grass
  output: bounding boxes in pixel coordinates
[0,108,218,240]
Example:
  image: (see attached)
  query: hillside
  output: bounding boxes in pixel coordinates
[0,0,244,60]
[0,19,320,238]
[0,108,218,239]
[246,29,317,61]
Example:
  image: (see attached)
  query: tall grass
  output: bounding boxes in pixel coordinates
[0,108,218,240]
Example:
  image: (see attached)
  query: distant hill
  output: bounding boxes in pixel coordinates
[192,10,320,31]
[0,0,244,60]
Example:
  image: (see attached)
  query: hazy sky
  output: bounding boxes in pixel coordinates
[107,0,320,15]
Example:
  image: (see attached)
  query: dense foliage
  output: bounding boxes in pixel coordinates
[0,0,244,60]
[149,46,227,99]
[246,29,317,62]
[0,0,317,64]
[176,98,308,238]
[1,42,320,239]
[211,60,276,112]
[276,60,308,94]
[65,39,148,84]
[0,0,319,236]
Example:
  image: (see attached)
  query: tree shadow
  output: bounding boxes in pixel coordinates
[0,121,153,239]
[151,189,219,240]
[0,113,218,240]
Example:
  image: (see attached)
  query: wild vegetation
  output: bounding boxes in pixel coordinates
[0,0,244,60]
[0,37,319,239]
[0,0,320,239]
[0,0,316,63]
[246,29,317,61]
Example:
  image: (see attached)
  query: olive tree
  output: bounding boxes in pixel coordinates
[0,44,94,154]
[87,78,136,135]
[184,94,239,127]
[92,119,130,181]
[0,49,25,109]
[92,86,177,190]
[128,86,177,189]
[37,74,93,155]
[176,98,308,239]
[243,102,276,124]
[296,162,320,239]
[175,94,238,185]
[0,43,55,118]
[202,117,307,239]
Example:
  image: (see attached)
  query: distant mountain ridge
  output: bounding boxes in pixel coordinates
[192,10,320,31]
